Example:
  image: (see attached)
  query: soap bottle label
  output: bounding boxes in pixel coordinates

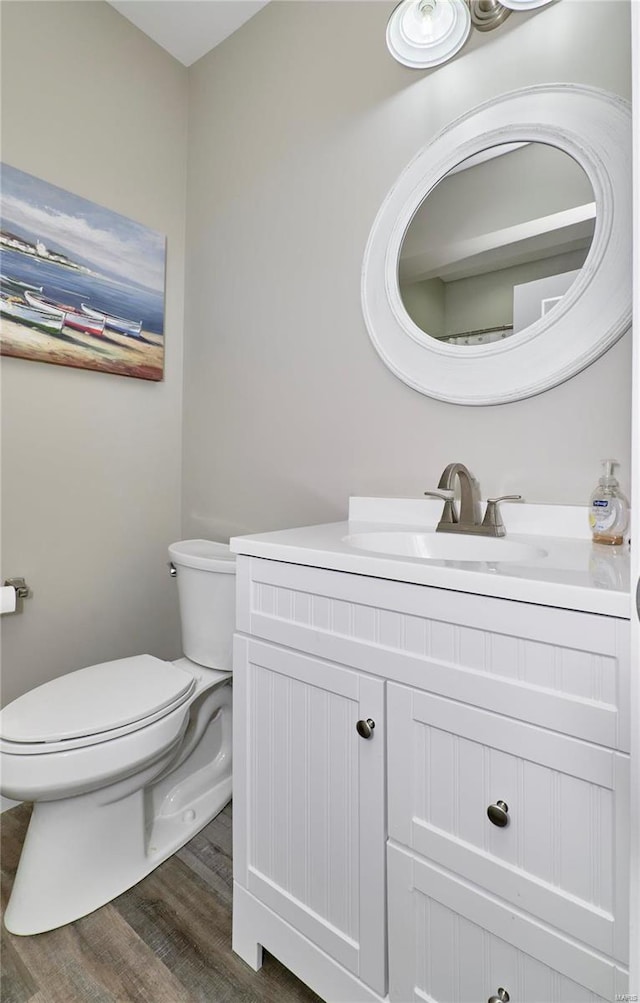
[589,499,617,532]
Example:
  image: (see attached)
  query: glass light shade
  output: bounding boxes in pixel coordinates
[499,0,554,8]
[386,0,472,69]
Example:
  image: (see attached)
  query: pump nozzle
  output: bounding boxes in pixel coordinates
[601,459,619,487]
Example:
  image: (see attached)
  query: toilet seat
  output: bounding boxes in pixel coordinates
[0,655,196,755]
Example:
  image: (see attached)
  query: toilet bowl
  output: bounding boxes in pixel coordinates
[0,540,235,936]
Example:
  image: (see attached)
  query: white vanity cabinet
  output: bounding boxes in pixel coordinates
[232,554,631,1003]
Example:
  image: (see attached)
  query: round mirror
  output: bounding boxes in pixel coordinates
[399,143,595,347]
[362,84,631,405]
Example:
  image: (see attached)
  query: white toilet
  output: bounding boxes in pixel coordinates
[0,539,235,936]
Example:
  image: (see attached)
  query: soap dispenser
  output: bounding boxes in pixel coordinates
[588,459,629,546]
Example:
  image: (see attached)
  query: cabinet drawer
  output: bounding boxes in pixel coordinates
[388,843,628,1003]
[387,684,629,962]
[238,558,629,751]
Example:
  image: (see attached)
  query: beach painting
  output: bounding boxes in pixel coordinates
[0,163,165,381]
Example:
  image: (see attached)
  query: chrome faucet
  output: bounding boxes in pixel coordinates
[425,463,521,537]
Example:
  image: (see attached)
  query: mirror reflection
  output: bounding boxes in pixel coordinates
[399,143,595,346]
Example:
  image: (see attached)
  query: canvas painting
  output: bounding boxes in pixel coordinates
[0,163,165,381]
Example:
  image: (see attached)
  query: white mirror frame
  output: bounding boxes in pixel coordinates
[361,84,631,406]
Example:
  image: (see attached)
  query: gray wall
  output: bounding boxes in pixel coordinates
[1,2,188,703]
[183,0,632,544]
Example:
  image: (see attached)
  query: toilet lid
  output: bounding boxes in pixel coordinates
[0,655,196,744]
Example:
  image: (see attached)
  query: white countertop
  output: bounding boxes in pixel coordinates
[230,498,631,619]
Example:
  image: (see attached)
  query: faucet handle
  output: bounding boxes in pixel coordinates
[489,495,525,505]
[486,494,523,505]
[482,495,522,536]
[424,489,457,525]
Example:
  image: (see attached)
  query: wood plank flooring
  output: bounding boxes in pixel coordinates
[1,803,323,1003]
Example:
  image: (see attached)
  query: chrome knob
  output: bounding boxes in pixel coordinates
[356,718,375,739]
[487,800,509,827]
[488,989,510,1003]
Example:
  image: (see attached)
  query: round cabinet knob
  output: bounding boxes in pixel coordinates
[356,718,375,739]
[487,800,509,827]
[488,989,510,1003]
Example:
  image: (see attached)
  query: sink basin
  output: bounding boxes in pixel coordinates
[344,531,547,564]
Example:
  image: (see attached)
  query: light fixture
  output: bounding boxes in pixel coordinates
[386,0,555,68]
[468,0,511,32]
[386,0,471,69]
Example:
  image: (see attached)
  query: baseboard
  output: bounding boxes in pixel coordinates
[1,796,22,813]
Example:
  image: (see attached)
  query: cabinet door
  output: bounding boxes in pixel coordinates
[234,636,386,996]
[388,683,629,962]
[388,844,628,1003]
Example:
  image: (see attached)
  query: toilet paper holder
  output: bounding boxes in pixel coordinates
[3,577,32,613]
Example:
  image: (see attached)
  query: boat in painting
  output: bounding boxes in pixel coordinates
[24,290,65,318]
[63,311,105,335]
[0,274,43,294]
[23,291,105,335]
[80,304,142,337]
[0,295,64,334]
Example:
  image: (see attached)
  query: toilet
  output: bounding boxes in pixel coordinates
[0,539,235,936]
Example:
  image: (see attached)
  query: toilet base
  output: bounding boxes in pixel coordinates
[5,771,231,937]
[4,686,232,936]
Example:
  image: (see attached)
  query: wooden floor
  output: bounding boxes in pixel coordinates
[1,803,323,1003]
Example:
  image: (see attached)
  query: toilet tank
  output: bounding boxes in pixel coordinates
[168,540,236,671]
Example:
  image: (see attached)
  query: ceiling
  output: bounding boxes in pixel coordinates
[107,1,270,67]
